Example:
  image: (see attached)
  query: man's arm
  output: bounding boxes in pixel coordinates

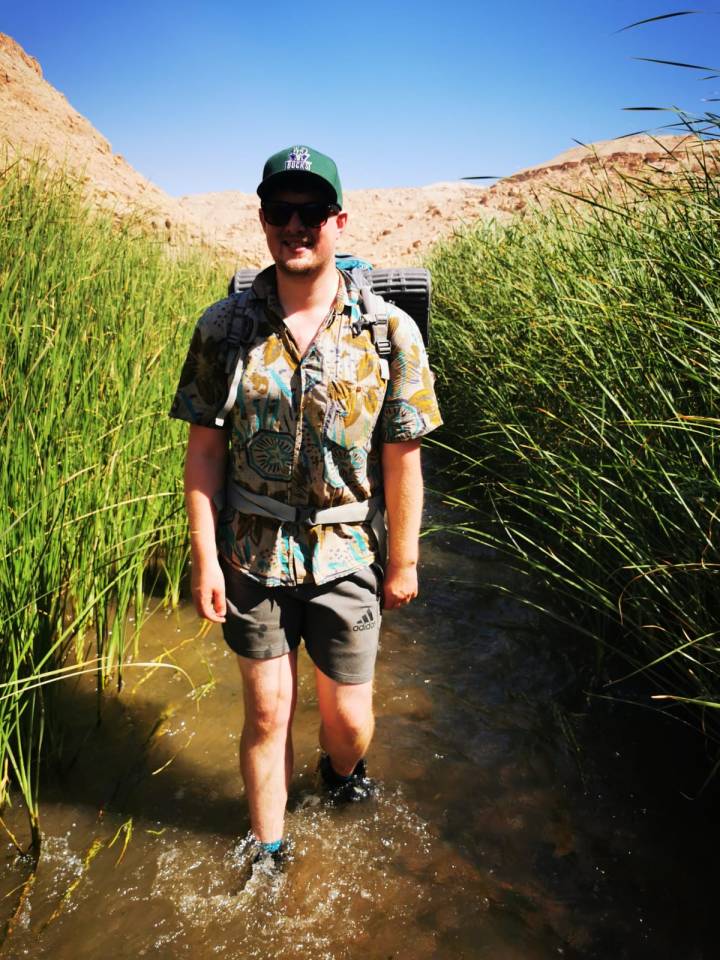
[185,424,229,622]
[381,438,423,610]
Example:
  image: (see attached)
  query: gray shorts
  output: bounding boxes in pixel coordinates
[219,559,383,684]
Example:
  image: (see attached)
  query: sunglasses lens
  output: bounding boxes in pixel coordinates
[262,202,339,228]
[262,201,293,226]
[298,203,330,227]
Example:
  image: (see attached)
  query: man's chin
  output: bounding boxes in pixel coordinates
[276,258,319,277]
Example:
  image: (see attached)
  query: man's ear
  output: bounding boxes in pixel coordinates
[336,210,348,236]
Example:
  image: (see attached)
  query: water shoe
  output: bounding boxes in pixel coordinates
[251,838,292,873]
[318,753,378,804]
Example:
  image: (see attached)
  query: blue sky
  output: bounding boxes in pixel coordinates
[3,2,718,195]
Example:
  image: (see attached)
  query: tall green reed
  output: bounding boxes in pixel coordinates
[428,148,720,740]
[0,157,224,848]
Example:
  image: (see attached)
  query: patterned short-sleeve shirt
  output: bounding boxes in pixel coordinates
[170,267,442,586]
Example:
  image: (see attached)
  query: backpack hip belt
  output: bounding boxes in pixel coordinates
[214,483,387,562]
[217,482,384,528]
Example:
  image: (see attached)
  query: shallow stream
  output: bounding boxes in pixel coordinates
[0,510,713,958]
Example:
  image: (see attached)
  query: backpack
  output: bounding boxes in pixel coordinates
[228,255,431,343]
[214,256,431,428]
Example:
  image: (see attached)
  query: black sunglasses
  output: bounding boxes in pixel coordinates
[261,200,340,228]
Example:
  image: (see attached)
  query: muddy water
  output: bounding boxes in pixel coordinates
[0,521,710,958]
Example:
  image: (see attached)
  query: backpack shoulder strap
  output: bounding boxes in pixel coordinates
[350,268,391,381]
[214,290,259,427]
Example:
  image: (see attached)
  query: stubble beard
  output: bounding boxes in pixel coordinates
[275,235,329,278]
[276,258,318,278]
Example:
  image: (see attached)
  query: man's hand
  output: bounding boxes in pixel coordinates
[383,560,418,610]
[191,556,227,622]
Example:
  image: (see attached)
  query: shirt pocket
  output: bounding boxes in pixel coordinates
[324,380,383,450]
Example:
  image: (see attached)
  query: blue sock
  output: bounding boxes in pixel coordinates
[258,839,283,854]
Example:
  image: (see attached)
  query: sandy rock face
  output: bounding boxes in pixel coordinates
[0,33,42,78]
[177,181,504,268]
[0,32,207,247]
[180,133,717,268]
[482,133,719,216]
[2,32,717,267]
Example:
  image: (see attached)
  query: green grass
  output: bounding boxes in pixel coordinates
[428,143,720,742]
[0,157,226,849]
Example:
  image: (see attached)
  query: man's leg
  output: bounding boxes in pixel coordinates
[315,667,374,776]
[302,564,381,778]
[237,651,298,843]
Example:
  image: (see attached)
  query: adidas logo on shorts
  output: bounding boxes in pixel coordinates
[352,608,375,632]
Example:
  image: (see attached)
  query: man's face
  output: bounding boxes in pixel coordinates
[259,187,347,278]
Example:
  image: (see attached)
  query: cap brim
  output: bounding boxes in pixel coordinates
[257,170,339,205]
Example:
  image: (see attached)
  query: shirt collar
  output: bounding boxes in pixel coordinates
[251,265,348,321]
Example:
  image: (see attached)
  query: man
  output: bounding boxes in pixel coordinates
[169,145,442,865]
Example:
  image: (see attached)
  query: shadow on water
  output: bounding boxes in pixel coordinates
[0,492,717,959]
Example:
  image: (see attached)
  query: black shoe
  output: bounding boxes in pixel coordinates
[318,754,378,804]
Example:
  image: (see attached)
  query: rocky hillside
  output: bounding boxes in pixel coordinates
[2,32,716,266]
[180,132,716,267]
[480,133,717,216]
[177,181,502,268]
[0,33,205,247]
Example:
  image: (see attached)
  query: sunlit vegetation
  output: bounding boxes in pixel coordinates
[428,138,720,744]
[0,157,224,849]
[3,122,719,854]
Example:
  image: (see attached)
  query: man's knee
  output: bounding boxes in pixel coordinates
[244,695,294,740]
[239,654,296,740]
[321,689,374,743]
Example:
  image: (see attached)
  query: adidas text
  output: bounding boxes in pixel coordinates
[352,609,375,632]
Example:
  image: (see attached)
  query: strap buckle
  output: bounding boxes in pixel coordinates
[296,506,318,526]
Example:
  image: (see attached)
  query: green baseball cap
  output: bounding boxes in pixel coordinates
[257,145,343,208]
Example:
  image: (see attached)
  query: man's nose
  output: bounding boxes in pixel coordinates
[286,209,305,231]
